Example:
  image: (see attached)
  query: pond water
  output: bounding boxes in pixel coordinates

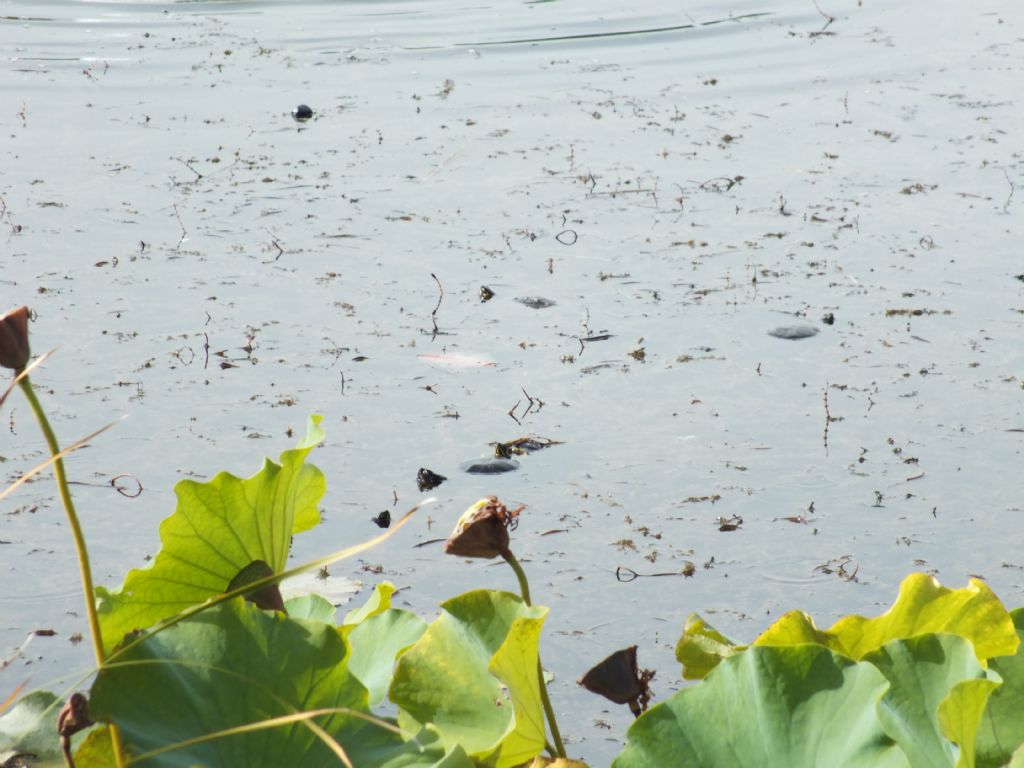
[2,0,1022,762]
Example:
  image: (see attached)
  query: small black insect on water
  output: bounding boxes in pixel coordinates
[371,510,391,529]
[416,467,447,492]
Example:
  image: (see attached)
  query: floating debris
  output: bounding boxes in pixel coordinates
[515,296,556,309]
[461,458,519,474]
[416,468,446,491]
[492,436,561,458]
[716,515,743,532]
[884,308,949,317]
[767,325,819,340]
[479,285,495,302]
[371,510,391,529]
[291,104,313,122]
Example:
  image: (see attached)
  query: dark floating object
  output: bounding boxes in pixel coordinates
[717,514,743,532]
[479,285,495,302]
[416,467,447,491]
[371,510,391,529]
[492,436,561,459]
[767,325,819,340]
[515,296,556,310]
[822,312,835,325]
[228,559,285,613]
[578,646,655,718]
[462,457,519,474]
[291,104,314,122]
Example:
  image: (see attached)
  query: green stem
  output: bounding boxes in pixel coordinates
[501,549,567,759]
[19,377,105,666]
[18,376,127,767]
[502,548,532,606]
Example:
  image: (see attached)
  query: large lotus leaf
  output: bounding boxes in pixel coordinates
[347,608,428,706]
[343,581,428,706]
[865,634,989,768]
[939,678,1000,768]
[753,610,845,653]
[975,608,1024,768]
[829,574,1017,661]
[88,598,451,767]
[284,593,337,623]
[343,581,398,626]
[96,415,326,652]
[674,613,742,680]
[73,725,117,768]
[612,644,908,768]
[0,690,62,760]
[390,590,548,768]
[754,575,1018,663]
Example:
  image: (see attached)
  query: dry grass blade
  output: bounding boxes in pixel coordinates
[0,349,55,410]
[0,418,121,503]
[0,680,28,715]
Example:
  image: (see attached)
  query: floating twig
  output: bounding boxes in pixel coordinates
[175,157,203,183]
[810,0,835,35]
[616,566,692,583]
[173,204,187,248]
[430,272,444,337]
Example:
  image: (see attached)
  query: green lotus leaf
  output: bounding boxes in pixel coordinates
[753,575,1017,663]
[865,633,990,768]
[73,725,117,768]
[939,678,1000,768]
[828,574,1017,661]
[613,644,908,768]
[343,581,427,706]
[347,608,428,706]
[0,690,62,760]
[88,598,456,767]
[284,593,337,623]
[975,608,1024,768]
[96,415,326,652]
[754,609,846,652]
[674,613,742,680]
[390,590,548,768]
[343,581,398,626]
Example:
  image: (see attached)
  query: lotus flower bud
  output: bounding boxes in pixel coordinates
[444,496,512,559]
[0,305,30,372]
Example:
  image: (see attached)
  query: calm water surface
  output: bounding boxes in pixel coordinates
[1,0,1022,762]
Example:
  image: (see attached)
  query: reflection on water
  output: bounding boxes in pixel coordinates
[2,0,1023,762]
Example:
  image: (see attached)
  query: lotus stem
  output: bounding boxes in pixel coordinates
[501,548,532,606]
[19,377,105,665]
[18,376,127,768]
[501,549,566,759]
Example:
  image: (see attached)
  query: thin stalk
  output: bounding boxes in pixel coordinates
[500,549,566,759]
[18,376,127,768]
[19,377,105,665]
[501,549,532,606]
